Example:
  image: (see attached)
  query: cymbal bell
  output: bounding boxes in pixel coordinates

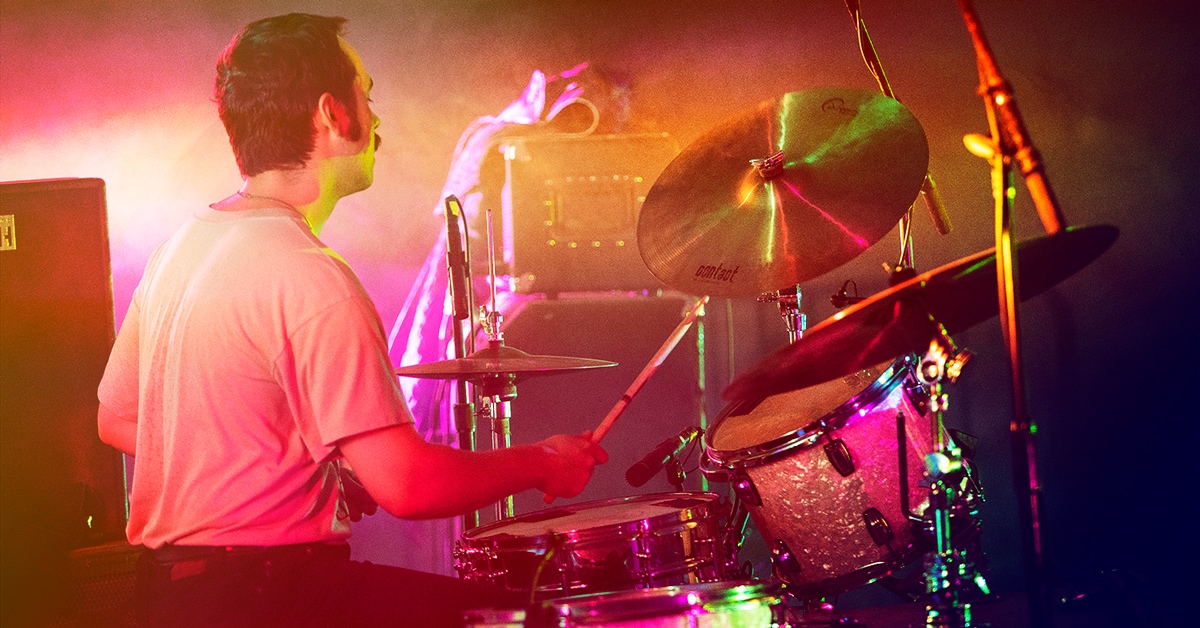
[394,342,617,381]
[723,224,1119,401]
[638,87,930,297]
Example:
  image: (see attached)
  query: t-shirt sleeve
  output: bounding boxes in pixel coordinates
[97,289,142,418]
[276,294,414,463]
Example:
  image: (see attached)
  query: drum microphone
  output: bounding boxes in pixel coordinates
[443,195,471,320]
[830,280,866,309]
[626,426,700,488]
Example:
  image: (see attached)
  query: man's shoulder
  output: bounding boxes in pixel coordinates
[164,209,372,310]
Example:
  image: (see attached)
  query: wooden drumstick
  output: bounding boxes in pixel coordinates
[591,295,709,444]
[545,296,709,504]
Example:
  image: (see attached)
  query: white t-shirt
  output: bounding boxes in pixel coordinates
[98,206,412,549]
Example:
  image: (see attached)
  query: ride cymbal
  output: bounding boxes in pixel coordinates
[638,87,930,297]
[394,342,616,380]
[723,224,1118,400]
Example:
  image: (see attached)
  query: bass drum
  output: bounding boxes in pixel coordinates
[455,493,733,597]
[704,356,936,597]
[463,581,784,628]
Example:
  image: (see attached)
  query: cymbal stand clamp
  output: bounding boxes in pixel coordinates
[758,285,807,343]
[480,207,505,345]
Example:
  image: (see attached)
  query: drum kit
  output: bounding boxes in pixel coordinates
[394,2,1118,626]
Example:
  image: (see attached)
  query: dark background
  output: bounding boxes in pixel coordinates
[3,0,1197,624]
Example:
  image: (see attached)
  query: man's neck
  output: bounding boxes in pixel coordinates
[240,169,336,235]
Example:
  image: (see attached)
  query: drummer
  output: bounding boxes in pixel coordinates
[96,13,607,628]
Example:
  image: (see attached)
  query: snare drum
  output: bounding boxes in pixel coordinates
[456,493,732,597]
[704,356,935,597]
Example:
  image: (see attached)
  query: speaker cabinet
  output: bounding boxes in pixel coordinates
[62,541,140,627]
[1,178,127,625]
[494,294,706,518]
[479,133,679,295]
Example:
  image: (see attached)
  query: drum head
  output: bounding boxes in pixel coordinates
[462,493,719,547]
[707,358,905,465]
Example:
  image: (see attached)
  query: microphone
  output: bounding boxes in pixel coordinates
[443,195,471,320]
[626,426,700,488]
[830,280,866,309]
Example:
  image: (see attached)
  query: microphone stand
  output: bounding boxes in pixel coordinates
[444,196,479,531]
[958,2,1067,626]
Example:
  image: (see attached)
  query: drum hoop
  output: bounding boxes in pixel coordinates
[461,492,721,548]
[704,355,915,470]
[787,557,918,599]
[548,580,784,622]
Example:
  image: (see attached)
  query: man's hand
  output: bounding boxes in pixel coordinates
[337,461,378,522]
[537,431,608,500]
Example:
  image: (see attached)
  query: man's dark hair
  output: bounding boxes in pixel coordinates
[215,14,362,177]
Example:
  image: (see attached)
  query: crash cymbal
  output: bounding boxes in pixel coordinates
[394,342,616,380]
[638,87,929,298]
[723,224,1118,400]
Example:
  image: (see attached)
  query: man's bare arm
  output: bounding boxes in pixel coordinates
[338,424,606,520]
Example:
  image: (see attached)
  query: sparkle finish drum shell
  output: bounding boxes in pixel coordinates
[704,357,935,597]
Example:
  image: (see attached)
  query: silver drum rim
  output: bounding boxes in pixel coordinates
[460,492,722,550]
[703,355,914,471]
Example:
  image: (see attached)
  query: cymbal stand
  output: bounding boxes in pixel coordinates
[959,2,1067,626]
[478,364,517,521]
[917,331,974,628]
[758,285,806,343]
[479,208,516,521]
[763,286,844,628]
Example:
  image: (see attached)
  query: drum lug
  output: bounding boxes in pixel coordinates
[557,556,580,594]
[635,521,653,562]
[629,521,662,588]
[453,542,504,582]
[823,438,855,476]
[731,472,762,507]
[691,534,724,581]
[862,507,896,546]
[770,539,804,583]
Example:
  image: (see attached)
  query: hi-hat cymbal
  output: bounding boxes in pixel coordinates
[394,343,617,380]
[638,87,930,298]
[722,224,1119,401]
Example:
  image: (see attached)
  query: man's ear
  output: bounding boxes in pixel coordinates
[316,92,353,138]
